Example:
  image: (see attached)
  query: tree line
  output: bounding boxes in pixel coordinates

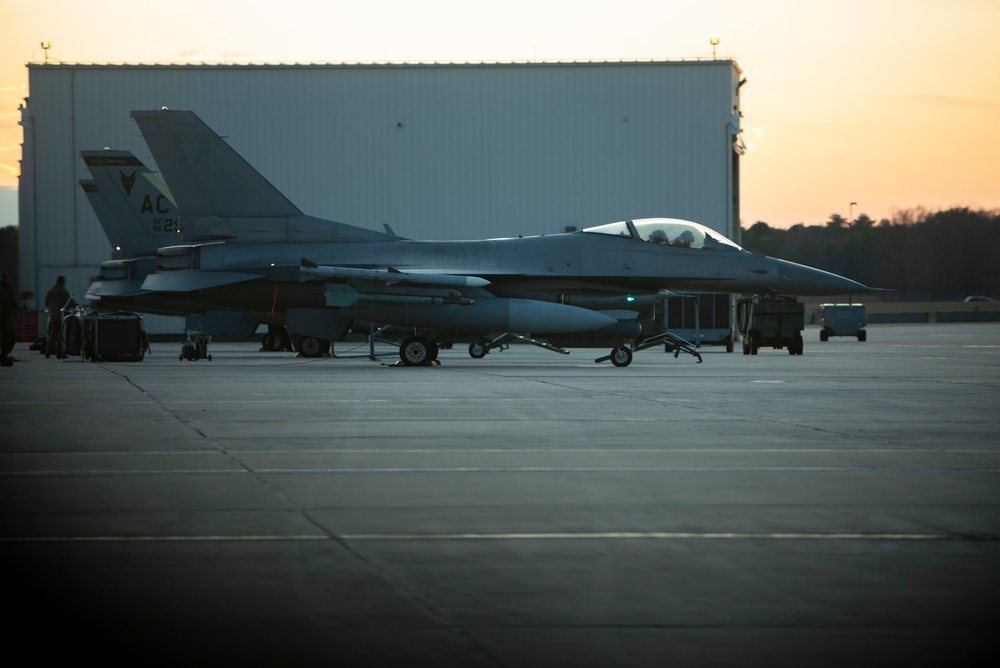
[741,207,1000,301]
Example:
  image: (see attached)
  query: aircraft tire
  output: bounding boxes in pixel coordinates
[260,332,280,351]
[63,317,82,357]
[610,347,633,367]
[296,336,330,358]
[469,340,488,359]
[400,336,433,366]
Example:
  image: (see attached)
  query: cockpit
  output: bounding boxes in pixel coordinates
[581,218,743,252]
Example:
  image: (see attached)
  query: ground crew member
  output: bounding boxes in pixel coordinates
[44,275,71,359]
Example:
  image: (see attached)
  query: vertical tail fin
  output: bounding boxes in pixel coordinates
[130,110,301,219]
[81,150,183,257]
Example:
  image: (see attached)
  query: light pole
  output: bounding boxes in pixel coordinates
[849,202,857,304]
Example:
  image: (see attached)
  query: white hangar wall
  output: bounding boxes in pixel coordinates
[19,60,744,328]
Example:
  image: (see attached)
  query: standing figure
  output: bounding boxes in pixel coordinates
[44,275,71,359]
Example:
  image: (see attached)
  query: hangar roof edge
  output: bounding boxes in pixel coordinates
[27,59,742,74]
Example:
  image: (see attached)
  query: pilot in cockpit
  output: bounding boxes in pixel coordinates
[648,229,668,244]
[672,229,695,248]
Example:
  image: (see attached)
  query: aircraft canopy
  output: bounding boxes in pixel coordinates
[582,218,742,251]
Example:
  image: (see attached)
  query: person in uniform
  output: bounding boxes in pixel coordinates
[44,275,71,359]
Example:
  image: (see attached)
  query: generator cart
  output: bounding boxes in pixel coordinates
[88,312,148,362]
[736,295,805,355]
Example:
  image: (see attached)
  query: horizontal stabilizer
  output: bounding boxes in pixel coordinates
[142,271,263,292]
[86,280,149,299]
[300,260,490,288]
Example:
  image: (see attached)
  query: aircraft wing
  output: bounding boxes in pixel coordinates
[142,271,264,292]
[299,259,491,288]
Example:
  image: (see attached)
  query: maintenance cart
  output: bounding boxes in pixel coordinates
[88,312,148,362]
[737,295,805,355]
[819,303,867,341]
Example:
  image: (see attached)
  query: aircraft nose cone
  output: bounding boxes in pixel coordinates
[773,258,872,296]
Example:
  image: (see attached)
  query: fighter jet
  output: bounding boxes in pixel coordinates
[94,109,875,366]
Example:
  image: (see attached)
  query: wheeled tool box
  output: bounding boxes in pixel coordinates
[90,312,147,362]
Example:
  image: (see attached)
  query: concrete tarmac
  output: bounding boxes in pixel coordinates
[2,323,998,667]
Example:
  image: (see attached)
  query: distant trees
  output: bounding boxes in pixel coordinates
[741,208,1000,300]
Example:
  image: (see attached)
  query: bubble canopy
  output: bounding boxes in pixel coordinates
[581,218,742,252]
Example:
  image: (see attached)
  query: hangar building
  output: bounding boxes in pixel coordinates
[18,60,745,333]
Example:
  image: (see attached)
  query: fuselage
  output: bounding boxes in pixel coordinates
[88,218,872,339]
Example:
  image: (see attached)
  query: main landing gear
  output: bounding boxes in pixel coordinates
[386,329,704,368]
[399,335,439,366]
[593,331,702,366]
[466,331,702,367]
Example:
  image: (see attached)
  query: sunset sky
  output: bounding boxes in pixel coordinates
[1,0,998,229]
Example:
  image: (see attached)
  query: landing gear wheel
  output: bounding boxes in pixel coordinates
[63,317,82,357]
[858,329,867,342]
[260,331,280,351]
[262,326,293,351]
[296,336,330,358]
[469,339,488,359]
[820,329,829,342]
[610,347,633,367]
[400,336,434,366]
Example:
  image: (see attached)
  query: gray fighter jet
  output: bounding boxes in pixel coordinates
[90,109,875,366]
